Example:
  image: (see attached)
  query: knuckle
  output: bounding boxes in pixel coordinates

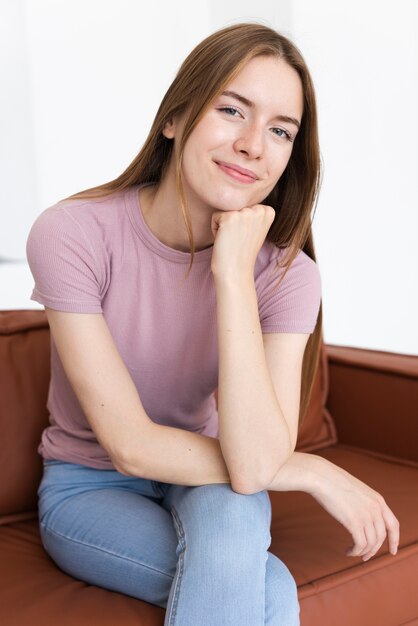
[370,498,382,512]
[378,532,387,544]
[372,535,381,548]
[348,514,363,527]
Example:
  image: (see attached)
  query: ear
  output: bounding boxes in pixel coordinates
[162,117,176,139]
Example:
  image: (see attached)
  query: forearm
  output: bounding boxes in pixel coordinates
[215,274,292,492]
[266,450,332,494]
[118,422,232,487]
[120,429,328,495]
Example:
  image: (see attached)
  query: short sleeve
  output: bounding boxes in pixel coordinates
[26,205,105,313]
[257,249,322,334]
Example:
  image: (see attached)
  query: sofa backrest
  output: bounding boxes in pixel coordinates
[1,310,50,524]
[0,309,337,522]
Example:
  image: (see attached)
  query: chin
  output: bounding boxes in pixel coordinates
[210,188,256,211]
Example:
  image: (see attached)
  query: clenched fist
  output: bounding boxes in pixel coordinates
[210,204,276,281]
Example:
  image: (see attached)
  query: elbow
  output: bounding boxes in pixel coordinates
[230,479,263,495]
[116,464,132,477]
[226,431,296,496]
[112,446,139,477]
[228,465,268,495]
[229,466,278,496]
[231,468,279,495]
[112,456,131,476]
[232,449,294,495]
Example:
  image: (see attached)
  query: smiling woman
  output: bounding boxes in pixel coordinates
[25,20,399,626]
[157,55,303,223]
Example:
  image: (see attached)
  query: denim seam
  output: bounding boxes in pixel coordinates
[41,523,173,579]
[166,506,186,626]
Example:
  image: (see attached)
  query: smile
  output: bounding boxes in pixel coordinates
[215,161,257,184]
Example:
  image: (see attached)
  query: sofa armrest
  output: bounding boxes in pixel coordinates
[325,344,418,463]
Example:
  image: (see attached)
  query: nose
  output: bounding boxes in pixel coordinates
[234,123,264,159]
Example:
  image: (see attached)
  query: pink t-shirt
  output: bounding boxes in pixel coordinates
[26,183,322,469]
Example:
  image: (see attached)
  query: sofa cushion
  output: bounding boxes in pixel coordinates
[0,311,50,521]
[0,520,165,625]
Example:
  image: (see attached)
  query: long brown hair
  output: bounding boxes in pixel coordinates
[62,22,323,431]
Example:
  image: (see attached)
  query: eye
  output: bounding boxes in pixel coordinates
[217,106,294,142]
[217,106,242,117]
[271,128,294,142]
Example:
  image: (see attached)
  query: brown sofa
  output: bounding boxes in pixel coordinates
[1,309,417,626]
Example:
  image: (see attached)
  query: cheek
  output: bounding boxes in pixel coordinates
[185,123,232,162]
[271,148,292,176]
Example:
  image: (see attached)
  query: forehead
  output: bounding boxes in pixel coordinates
[222,55,303,118]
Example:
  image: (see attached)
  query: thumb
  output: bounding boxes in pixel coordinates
[210,211,223,239]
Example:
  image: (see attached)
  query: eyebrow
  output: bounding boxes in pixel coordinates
[220,90,301,130]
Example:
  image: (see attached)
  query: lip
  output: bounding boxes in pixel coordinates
[215,160,259,183]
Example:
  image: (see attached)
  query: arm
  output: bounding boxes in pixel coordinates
[45,308,231,487]
[267,451,400,561]
[215,274,293,494]
[121,424,232,486]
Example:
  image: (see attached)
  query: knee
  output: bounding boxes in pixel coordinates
[192,482,269,523]
[178,483,272,549]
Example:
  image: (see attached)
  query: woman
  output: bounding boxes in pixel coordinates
[26,22,399,626]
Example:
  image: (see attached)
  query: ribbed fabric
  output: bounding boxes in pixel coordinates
[26,183,321,469]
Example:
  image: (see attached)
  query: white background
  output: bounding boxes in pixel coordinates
[1,0,417,355]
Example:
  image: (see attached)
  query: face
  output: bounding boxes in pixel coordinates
[162,55,304,212]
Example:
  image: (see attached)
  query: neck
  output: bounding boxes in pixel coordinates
[139,164,215,253]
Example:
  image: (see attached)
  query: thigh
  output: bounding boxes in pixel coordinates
[37,461,179,608]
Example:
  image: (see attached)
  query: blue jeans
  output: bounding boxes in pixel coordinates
[37,459,300,625]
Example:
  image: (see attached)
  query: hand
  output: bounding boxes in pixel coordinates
[311,459,400,561]
[210,204,275,280]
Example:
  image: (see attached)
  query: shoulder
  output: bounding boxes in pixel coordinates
[255,241,321,334]
[32,190,126,232]
[27,191,129,261]
[257,240,321,288]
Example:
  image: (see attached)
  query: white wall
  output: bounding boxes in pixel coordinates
[1,0,417,355]
[290,0,418,355]
[0,0,38,259]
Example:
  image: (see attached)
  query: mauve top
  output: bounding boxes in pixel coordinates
[26,183,322,469]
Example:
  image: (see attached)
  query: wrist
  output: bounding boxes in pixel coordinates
[308,455,336,496]
[213,270,254,288]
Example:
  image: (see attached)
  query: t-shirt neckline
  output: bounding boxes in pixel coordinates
[125,183,214,264]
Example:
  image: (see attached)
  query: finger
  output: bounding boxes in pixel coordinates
[346,525,368,557]
[362,515,386,561]
[381,504,400,555]
[359,518,378,559]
